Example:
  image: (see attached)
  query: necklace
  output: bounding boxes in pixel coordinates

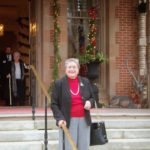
[70,84,79,95]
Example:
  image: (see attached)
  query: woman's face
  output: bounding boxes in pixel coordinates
[13,52,20,62]
[65,61,79,79]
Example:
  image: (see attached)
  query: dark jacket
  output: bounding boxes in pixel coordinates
[0,53,12,100]
[51,75,95,128]
[0,53,12,79]
[11,60,25,97]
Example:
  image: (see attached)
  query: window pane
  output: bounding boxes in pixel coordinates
[67,0,101,57]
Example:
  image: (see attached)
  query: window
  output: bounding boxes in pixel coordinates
[67,0,101,57]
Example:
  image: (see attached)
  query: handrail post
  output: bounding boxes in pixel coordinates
[31,96,35,120]
[44,96,48,150]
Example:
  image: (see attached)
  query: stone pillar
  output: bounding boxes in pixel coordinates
[108,0,119,98]
[138,8,147,76]
[138,0,148,108]
[147,0,150,107]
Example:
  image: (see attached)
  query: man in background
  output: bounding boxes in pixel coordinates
[0,46,12,106]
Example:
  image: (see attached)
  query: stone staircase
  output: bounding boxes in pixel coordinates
[0,108,150,150]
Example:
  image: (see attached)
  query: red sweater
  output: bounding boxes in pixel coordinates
[68,77,85,117]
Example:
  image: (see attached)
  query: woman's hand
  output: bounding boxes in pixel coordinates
[84,101,91,110]
[24,63,30,69]
[58,120,67,128]
[6,74,11,78]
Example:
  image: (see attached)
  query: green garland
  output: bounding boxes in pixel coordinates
[52,0,61,81]
[78,7,106,64]
[49,0,61,93]
[86,7,97,56]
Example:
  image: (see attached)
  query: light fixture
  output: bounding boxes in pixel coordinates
[0,24,4,36]
[30,22,37,36]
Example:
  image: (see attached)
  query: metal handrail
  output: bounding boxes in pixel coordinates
[44,97,48,150]
[31,95,35,120]
[30,65,77,150]
[30,65,51,101]
[61,124,77,150]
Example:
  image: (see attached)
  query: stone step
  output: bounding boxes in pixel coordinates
[0,108,149,150]
[0,139,150,150]
[34,119,150,130]
[0,141,56,150]
[1,108,150,120]
[0,128,150,142]
[0,120,34,131]
[0,141,43,150]
[91,108,150,119]
[0,141,58,150]
[36,119,150,130]
[0,130,58,142]
[89,139,150,150]
[0,120,57,131]
[0,119,150,131]
[101,119,150,129]
[51,139,150,150]
[107,129,150,139]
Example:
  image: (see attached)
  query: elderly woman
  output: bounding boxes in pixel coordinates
[11,51,29,106]
[51,58,95,150]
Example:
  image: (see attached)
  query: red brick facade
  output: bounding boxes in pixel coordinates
[115,0,139,96]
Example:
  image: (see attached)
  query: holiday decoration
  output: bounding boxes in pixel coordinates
[52,0,61,81]
[78,7,105,65]
[48,0,62,94]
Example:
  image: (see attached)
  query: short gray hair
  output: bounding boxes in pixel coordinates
[13,51,21,56]
[65,58,80,68]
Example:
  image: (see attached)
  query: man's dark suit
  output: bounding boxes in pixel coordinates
[0,52,12,105]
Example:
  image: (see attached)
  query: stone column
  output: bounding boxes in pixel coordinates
[147,0,150,107]
[138,5,147,76]
[138,0,148,108]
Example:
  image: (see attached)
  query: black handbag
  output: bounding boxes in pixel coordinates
[90,121,108,145]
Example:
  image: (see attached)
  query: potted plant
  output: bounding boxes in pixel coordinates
[77,7,106,79]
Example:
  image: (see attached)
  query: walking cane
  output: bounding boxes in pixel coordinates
[9,76,12,106]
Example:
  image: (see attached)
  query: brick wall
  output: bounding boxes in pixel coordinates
[115,0,138,96]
